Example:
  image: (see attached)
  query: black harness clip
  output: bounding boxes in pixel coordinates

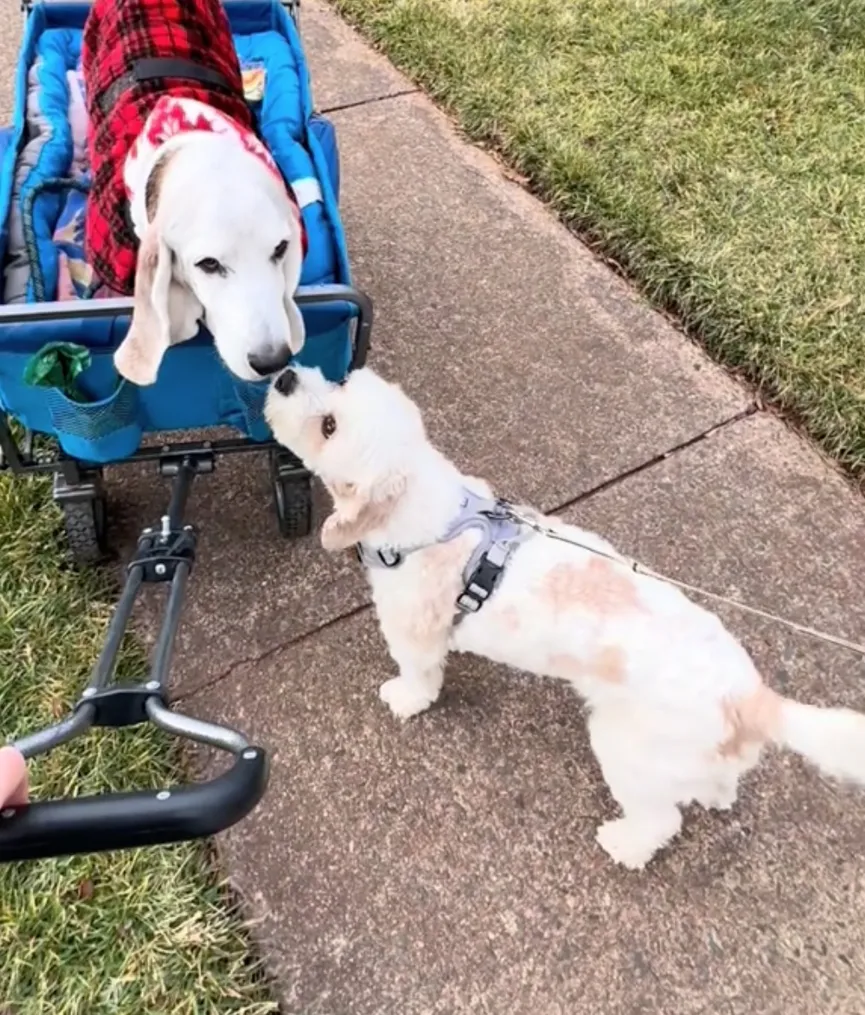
[456,551,507,616]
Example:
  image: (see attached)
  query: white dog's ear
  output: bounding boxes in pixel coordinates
[115,225,202,386]
[282,224,305,356]
[321,473,407,551]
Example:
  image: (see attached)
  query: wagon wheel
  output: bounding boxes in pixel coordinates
[60,494,109,566]
[283,0,301,28]
[269,448,313,539]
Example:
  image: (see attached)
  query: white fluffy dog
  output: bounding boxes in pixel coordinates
[265,365,865,869]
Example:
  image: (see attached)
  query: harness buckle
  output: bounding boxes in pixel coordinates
[456,553,506,616]
[355,544,402,568]
[482,499,512,522]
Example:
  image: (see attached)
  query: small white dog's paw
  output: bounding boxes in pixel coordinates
[320,514,347,552]
[595,818,659,871]
[378,678,435,720]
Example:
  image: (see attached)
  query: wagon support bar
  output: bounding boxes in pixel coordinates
[0,454,269,862]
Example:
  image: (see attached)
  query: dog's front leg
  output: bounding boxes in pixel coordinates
[375,600,450,720]
[378,634,448,720]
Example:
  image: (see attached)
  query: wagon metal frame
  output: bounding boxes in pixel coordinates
[0,0,374,863]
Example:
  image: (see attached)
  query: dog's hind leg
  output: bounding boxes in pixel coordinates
[588,706,684,870]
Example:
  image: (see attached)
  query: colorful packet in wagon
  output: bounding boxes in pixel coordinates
[242,64,266,103]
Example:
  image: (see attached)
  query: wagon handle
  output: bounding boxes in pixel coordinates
[0,723,269,863]
[0,457,272,863]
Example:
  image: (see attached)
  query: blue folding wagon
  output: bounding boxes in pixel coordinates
[0,0,372,862]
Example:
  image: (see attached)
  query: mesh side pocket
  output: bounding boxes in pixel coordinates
[46,381,142,463]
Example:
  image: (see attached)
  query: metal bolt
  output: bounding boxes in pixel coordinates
[145,680,160,692]
[242,749,257,760]
[1,808,15,819]
[184,525,193,532]
[156,790,171,801]
[161,514,170,537]
[143,527,152,535]
[155,563,166,576]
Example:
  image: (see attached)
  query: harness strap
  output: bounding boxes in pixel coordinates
[454,530,532,623]
[356,489,532,623]
[97,58,239,116]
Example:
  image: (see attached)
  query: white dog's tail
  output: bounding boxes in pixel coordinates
[773,697,865,786]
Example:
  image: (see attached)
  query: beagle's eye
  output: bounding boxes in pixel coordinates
[272,239,289,262]
[321,414,337,439]
[195,257,225,276]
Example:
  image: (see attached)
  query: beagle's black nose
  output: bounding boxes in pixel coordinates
[248,346,292,378]
[274,367,298,397]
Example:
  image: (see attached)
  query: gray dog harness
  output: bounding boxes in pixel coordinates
[356,489,533,623]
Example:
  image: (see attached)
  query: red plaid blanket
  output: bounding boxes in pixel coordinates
[83,0,255,294]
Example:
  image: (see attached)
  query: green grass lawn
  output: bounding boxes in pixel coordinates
[333,0,865,476]
[0,473,276,1015]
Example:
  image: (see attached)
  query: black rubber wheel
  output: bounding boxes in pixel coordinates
[270,450,313,539]
[60,495,108,566]
[273,474,313,539]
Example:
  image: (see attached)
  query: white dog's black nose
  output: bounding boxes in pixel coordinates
[248,347,292,377]
[273,367,298,397]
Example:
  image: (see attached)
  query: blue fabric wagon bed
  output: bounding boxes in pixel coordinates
[0,0,358,464]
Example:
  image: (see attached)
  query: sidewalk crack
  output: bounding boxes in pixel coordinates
[548,403,758,516]
[319,88,419,115]
[174,602,373,702]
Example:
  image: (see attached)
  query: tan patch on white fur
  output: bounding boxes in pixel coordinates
[321,475,407,551]
[718,685,781,759]
[595,646,627,683]
[322,497,397,551]
[406,536,475,650]
[144,149,176,222]
[496,605,522,632]
[540,558,643,616]
[549,646,627,684]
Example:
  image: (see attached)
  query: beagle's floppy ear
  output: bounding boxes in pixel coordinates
[114,225,175,386]
[114,155,202,386]
[282,213,306,356]
[321,473,407,551]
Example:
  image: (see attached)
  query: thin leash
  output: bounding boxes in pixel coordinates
[506,508,865,659]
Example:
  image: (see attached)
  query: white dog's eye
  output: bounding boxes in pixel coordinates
[271,239,288,262]
[195,257,226,277]
[321,414,337,439]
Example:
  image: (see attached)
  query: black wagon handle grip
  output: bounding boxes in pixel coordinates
[0,746,269,863]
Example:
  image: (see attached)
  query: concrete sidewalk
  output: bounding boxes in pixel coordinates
[180,6,865,1012]
[3,0,865,1011]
